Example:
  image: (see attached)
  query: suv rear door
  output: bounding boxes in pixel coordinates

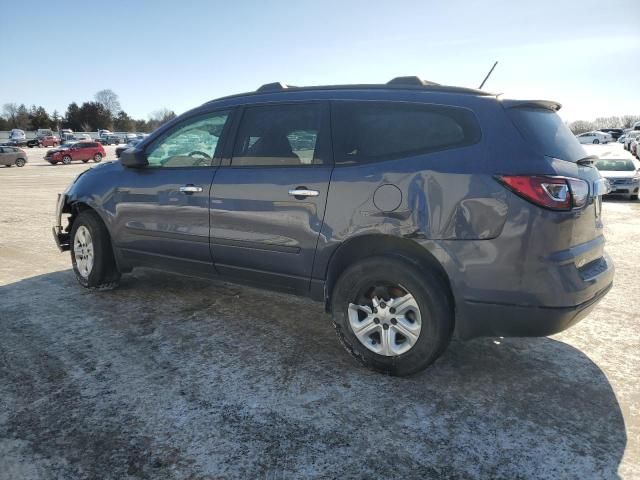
[210,102,333,294]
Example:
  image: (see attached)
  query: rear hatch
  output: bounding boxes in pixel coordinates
[502,101,608,273]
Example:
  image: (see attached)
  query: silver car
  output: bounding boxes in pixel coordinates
[0,145,27,167]
[594,156,640,200]
[623,130,640,151]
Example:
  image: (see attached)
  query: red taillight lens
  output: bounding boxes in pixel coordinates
[497,175,589,211]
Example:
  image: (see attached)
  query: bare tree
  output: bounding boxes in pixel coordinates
[568,120,596,135]
[94,89,122,118]
[2,103,19,128]
[147,108,176,131]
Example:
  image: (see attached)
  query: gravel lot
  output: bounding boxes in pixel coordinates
[0,144,638,479]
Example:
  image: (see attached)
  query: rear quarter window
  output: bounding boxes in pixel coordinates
[506,107,586,162]
[332,101,481,165]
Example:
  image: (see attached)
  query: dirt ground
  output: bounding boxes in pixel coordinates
[0,144,638,479]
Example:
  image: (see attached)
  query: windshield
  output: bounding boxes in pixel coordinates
[506,107,586,162]
[594,159,636,171]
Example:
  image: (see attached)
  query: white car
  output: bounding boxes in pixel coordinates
[594,155,640,200]
[624,130,640,151]
[576,131,612,144]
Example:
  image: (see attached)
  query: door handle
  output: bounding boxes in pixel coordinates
[179,185,203,194]
[288,188,319,198]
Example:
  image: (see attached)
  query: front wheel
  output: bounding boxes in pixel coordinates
[93,153,102,162]
[70,210,120,289]
[62,155,72,165]
[15,158,26,167]
[331,256,452,376]
[630,194,638,201]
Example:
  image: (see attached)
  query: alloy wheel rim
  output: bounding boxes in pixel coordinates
[348,284,422,356]
[74,226,94,278]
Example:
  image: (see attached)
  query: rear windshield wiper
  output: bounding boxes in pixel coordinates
[576,155,597,166]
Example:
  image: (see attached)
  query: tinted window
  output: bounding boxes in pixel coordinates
[332,101,481,164]
[146,111,230,168]
[507,107,586,162]
[232,103,328,166]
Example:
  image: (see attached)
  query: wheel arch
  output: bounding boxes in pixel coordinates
[323,234,455,318]
[65,200,130,273]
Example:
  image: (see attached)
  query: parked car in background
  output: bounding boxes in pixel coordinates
[27,135,59,148]
[594,156,640,200]
[52,76,613,376]
[631,137,640,158]
[71,134,92,142]
[9,129,26,142]
[59,129,75,143]
[577,131,613,144]
[1,146,27,166]
[36,128,54,138]
[99,134,121,145]
[618,134,627,144]
[624,131,640,150]
[0,145,27,167]
[45,141,105,165]
[115,138,142,158]
[599,128,623,140]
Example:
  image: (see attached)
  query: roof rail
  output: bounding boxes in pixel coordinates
[387,76,440,87]
[256,82,291,92]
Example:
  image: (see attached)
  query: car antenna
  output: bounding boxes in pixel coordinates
[478,61,498,89]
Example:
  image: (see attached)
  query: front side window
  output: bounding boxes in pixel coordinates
[332,101,481,165]
[231,103,328,166]
[146,111,230,168]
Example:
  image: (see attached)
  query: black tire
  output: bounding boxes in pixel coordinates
[62,155,72,165]
[70,210,120,290]
[631,194,639,201]
[15,158,26,167]
[93,153,102,163]
[82,160,89,163]
[593,139,600,144]
[331,256,453,376]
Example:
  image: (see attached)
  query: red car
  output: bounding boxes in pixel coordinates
[39,136,59,148]
[45,141,106,165]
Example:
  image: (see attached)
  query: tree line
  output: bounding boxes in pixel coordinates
[567,115,640,135]
[0,89,176,133]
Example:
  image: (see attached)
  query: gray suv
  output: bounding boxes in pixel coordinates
[53,76,614,376]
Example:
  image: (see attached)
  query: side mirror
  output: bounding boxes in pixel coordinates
[120,149,149,168]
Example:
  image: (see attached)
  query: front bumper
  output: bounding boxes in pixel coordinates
[53,193,70,251]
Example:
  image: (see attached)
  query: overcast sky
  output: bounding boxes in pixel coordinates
[1,0,638,122]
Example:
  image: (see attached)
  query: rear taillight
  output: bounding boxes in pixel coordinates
[497,175,589,211]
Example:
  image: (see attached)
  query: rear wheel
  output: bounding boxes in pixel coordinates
[70,210,120,289]
[631,194,639,201]
[62,155,72,165]
[331,256,452,376]
[93,153,102,163]
[593,139,600,144]
[15,158,26,167]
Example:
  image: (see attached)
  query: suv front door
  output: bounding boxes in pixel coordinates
[210,102,333,294]
[112,110,232,274]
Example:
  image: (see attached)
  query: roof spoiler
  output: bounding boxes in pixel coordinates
[501,99,562,111]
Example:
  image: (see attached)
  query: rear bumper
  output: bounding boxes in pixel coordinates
[456,281,613,339]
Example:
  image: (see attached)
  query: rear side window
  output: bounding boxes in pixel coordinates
[506,107,585,162]
[331,101,481,164]
[232,103,330,166]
